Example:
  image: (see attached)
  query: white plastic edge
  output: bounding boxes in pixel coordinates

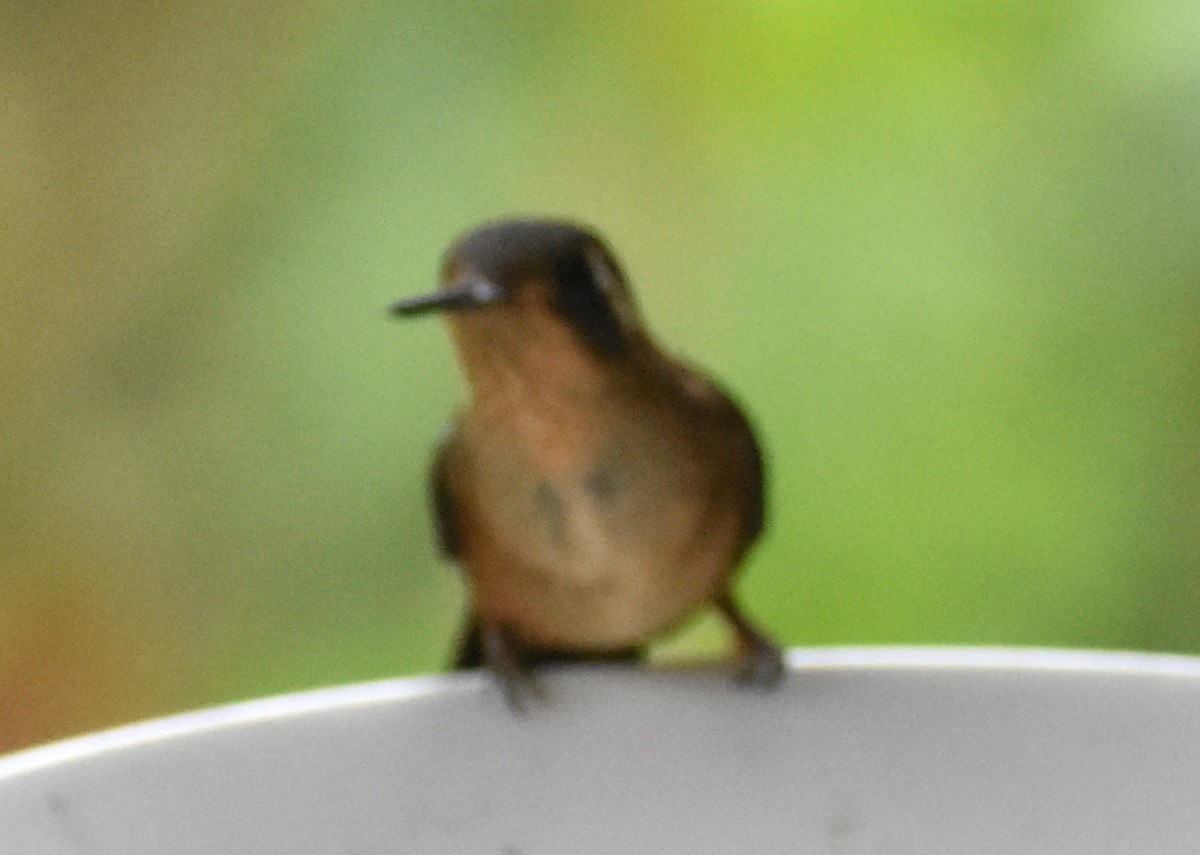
[2,645,1198,781]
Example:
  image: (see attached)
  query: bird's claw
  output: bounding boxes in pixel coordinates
[716,591,785,690]
[491,662,547,713]
[732,638,786,689]
[480,622,549,713]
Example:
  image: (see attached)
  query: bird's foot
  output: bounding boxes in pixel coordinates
[490,663,546,713]
[732,635,786,689]
[716,592,786,690]
[480,623,547,713]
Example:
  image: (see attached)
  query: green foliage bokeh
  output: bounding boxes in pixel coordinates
[3,1,1199,750]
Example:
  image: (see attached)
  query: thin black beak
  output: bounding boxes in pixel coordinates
[389,279,506,317]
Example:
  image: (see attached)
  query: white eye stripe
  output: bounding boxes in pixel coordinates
[586,246,641,332]
[467,279,503,304]
[586,248,620,295]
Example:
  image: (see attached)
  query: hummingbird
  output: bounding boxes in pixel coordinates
[391,219,784,707]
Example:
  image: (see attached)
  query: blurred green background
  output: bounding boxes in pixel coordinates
[3,1,1199,752]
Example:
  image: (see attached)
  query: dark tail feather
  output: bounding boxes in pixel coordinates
[451,613,645,671]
